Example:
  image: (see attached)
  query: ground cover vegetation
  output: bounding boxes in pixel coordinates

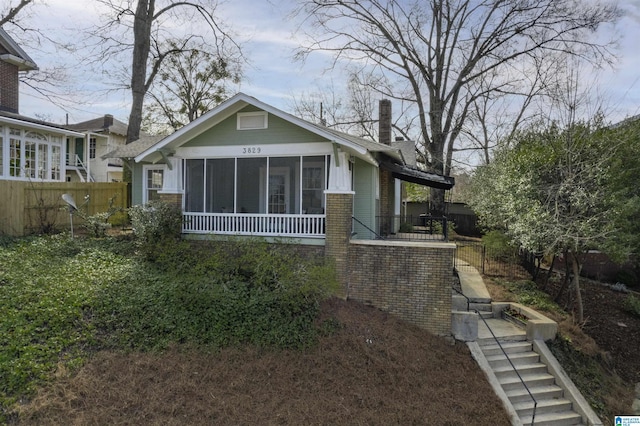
[0,230,339,423]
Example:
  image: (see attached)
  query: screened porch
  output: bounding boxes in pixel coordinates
[181,155,329,238]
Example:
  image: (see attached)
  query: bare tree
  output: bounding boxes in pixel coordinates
[296,0,620,214]
[90,0,242,143]
[0,0,33,27]
[143,41,241,133]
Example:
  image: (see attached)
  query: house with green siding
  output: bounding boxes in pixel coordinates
[115,93,453,245]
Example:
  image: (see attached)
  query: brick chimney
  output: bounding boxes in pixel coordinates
[0,61,20,113]
[378,99,392,145]
[103,114,114,129]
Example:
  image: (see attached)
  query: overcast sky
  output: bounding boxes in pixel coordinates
[12,0,640,126]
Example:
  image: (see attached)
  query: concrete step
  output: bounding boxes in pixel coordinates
[477,334,528,345]
[493,362,548,378]
[470,302,492,312]
[480,341,533,357]
[513,398,574,417]
[521,410,583,426]
[479,310,494,319]
[485,351,540,369]
[499,373,556,392]
[506,384,564,404]
[500,373,556,391]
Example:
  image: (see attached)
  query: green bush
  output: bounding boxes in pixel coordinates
[482,230,517,260]
[623,294,640,318]
[91,239,338,350]
[128,201,183,259]
[399,222,414,233]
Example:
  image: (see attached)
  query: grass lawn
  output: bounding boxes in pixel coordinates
[1,235,510,425]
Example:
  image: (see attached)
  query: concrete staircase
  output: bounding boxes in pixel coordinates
[478,339,585,426]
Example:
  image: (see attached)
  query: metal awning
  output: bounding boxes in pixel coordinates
[380,159,455,189]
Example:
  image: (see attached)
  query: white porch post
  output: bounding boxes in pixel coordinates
[327,149,352,193]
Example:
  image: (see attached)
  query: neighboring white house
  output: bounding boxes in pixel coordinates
[66,115,129,182]
[0,28,135,184]
[0,28,85,182]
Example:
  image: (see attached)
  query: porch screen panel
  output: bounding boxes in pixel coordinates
[269,157,300,214]
[302,156,326,214]
[236,158,266,213]
[0,126,3,176]
[206,158,235,213]
[185,159,205,212]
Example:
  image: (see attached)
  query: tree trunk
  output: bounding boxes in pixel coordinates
[569,251,584,324]
[554,250,570,302]
[127,0,154,144]
[543,254,556,291]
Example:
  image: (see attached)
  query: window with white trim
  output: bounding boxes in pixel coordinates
[143,166,165,203]
[9,128,21,177]
[5,128,64,180]
[89,137,96,159]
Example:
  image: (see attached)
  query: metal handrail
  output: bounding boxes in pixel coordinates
[351,216,384,240]
[452,286,470,312]
[476,311,538,424]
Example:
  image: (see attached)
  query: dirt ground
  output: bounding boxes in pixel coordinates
[16,298,511,425]
[547,277,640,385]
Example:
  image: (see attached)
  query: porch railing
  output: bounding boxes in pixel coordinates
[182,213,325,238]
[377,214,449,241]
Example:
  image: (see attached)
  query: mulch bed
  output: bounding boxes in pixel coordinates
[17,298,511,425]
[544,277,640,384]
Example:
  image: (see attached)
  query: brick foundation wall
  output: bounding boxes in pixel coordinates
[0,61,20,113]
[324,192,353,299]
[347,240,455,335]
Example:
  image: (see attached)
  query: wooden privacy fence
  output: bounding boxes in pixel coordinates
[0,181,128,236]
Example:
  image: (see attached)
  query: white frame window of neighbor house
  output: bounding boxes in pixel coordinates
[143,166,165,203]
[237,111,268,130]
[89,137,97,159]
[1,126,64,181]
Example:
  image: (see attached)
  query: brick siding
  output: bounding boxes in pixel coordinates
[347,240,455,336]
[158,192,183,208]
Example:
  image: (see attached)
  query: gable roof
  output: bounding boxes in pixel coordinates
[67,115,129,137]
[0,27,37,71]
[0,109,84,136]
[102,135,166,160]
[134,92,402,166]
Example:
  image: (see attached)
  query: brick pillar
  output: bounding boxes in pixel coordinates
[325,192,353,299]
[158,192,182,209]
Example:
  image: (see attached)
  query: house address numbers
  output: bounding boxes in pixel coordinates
[242,146,262,154]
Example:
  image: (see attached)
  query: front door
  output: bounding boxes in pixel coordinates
[268,169,289,214]
[74,138,84,165]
